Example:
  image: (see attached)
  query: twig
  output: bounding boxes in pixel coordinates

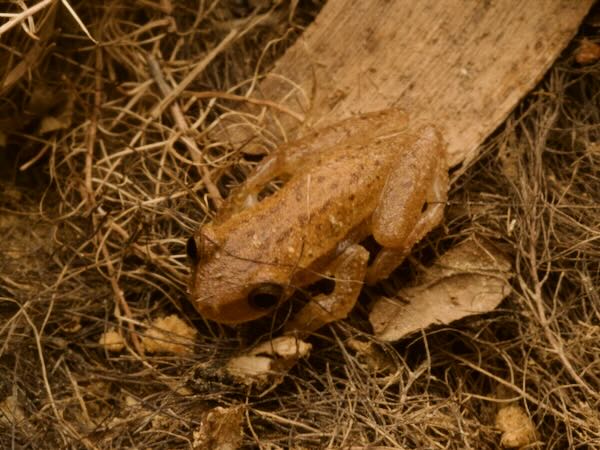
[149,28,239,118]
[147,55,223,208]
[84,47,102,209]
[183,90,305,123]
[0,0,54,37]
[100,238,145,356]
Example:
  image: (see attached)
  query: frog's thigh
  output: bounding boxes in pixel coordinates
[284,244,369,336]
[367,126,448,284]
[230,109,410,210]
[237,115,371,200]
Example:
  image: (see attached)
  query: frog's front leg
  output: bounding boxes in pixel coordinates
[284,244,369,337]
[366,126,448,284]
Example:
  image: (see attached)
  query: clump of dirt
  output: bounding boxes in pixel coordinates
[0,2,599,449]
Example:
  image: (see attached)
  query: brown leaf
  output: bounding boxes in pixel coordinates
[99,329,125,353]
[346,338,395,373]
[142,314,197,355]
[226,336,311,386]
[495,404,537,448]
[370,238,512,341]
[574,38,600,65]
[192,405,244,450]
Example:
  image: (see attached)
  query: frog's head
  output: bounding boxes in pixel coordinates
[186,225,293,324]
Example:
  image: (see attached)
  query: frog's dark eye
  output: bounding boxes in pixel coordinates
[248,283,284,310]
[186,236,200,263]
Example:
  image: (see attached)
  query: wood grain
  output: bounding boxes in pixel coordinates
[216,0,593,172]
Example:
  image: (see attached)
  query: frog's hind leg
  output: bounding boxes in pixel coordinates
[366,126,448,284]
[246,108,409,191]
[284,244,369,337]
[223,109,409,217]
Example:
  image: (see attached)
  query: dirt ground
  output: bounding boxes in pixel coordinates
[1,2,599,449]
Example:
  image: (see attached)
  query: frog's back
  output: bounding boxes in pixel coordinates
[217,137,404,270]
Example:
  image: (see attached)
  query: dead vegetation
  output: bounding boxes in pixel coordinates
[0,1,599,449]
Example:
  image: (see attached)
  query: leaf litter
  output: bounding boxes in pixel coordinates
[370,238,512,341]
[0,1,599,449]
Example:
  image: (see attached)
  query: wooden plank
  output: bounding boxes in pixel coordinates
[217,0,593,173]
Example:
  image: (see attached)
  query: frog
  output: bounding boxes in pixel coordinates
[187,108,448,336]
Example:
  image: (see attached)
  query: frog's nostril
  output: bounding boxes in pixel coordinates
[248,283,284,310]
[421,201,429,213]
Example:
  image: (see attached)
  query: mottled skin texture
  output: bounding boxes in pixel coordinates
[189,109,448,334]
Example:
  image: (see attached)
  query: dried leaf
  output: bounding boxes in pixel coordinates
[226,336,311,386]
[99,329,125,352]
[495,404,537,448]
[574,38,600,65]
[192,405,244,450]
[370,238,512,341]
[142,314,197,354]
[346,338,395,373]
[0,395,25,427]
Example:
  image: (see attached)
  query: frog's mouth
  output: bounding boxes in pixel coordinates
[194,282,287,324]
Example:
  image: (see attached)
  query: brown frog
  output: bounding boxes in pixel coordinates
[187,109,448,335]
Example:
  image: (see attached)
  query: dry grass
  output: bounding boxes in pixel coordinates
[1,1,599,449]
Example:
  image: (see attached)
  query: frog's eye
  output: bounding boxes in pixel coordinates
[186,236,200,263]
[248,283,284,310]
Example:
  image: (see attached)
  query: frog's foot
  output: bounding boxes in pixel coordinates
[284,244,369,337]
[365,248,407,285]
